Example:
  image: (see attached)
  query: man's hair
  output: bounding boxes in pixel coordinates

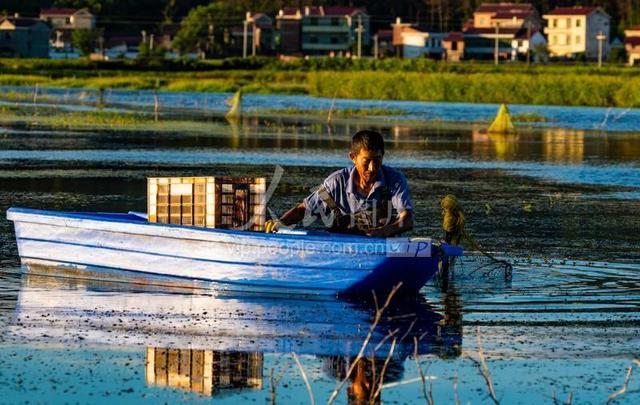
[350,130,385,155]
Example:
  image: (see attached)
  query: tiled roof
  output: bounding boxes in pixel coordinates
[545,7,598,16]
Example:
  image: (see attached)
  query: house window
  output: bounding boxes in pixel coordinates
[566,34,571,45]
[576,35,581,44]
[566,18,571,28]
[65,17,71,25]
[552,19,558,28]
[309,17,318,25]
[330,36,338,44]
[309,35,318,44]
[576,19,581,28]
[331,17,339,26]
[552,35,557,45]
[451,41,458,51]
[518,40,523,48]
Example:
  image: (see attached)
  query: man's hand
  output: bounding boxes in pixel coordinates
[365,226,391,237]
[264,219,280,233]
[365,210,414,237]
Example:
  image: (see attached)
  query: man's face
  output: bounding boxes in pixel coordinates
[350,148,383,186]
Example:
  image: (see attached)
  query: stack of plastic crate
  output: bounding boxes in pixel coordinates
[147,176,266,231]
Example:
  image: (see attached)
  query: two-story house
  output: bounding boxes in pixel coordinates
[543,7,610,59]
[0,16,51,58]
[40,8,96,51]
[300,6,370,57]
[463,2,543,61]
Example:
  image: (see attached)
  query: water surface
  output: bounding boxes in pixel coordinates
[0,104,639,403]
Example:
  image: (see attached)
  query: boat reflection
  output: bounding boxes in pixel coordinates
[10,269,462,399]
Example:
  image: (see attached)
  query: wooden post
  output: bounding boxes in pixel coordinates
[597,31,606,68]
[494,23,500,65]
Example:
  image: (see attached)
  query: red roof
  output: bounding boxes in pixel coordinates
[476,3,535,13]
[624,37,640,46]
[40,8,79,16]
[545,7,598,16]
[323,6,366,16]
[444,32,464,42]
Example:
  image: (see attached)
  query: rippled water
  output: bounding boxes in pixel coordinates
[0,100,639,403]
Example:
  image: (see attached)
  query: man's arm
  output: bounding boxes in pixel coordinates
[265,202,306,232]
[366,209,414,237]
[280,202,306,226]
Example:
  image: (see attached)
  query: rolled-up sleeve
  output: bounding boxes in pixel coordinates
[390,172,413,214]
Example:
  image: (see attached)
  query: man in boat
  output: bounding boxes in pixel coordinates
[265,129,414,237]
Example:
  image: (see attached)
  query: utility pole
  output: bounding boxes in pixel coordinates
[596,31,606,68]
[356,15,363,58]
[149,34,154,52]
[373,34,378,59]
[526,21,532,66]
[494,23,500,65]
[242,19,248,58]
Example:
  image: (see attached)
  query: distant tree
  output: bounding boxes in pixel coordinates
[173,1,244,57]
[608,46,628,63]
[72,29,99,56]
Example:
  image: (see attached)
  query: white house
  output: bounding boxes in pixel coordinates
[543,7,610,59]
[391,18,445,58]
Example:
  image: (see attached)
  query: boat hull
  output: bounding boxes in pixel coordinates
[7,207,463,296]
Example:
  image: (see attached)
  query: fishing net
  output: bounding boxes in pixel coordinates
[437,195,513,286]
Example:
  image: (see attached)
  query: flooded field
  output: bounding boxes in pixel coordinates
[0,94,639,403]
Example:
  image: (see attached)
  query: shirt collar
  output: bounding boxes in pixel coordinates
[347,165,386,198]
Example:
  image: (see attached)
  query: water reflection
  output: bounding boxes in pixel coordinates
[9,270,462,400]
[146,348,263,397]
[542,129,584,163]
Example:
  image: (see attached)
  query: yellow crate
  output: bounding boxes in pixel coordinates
[147,176,266,231]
